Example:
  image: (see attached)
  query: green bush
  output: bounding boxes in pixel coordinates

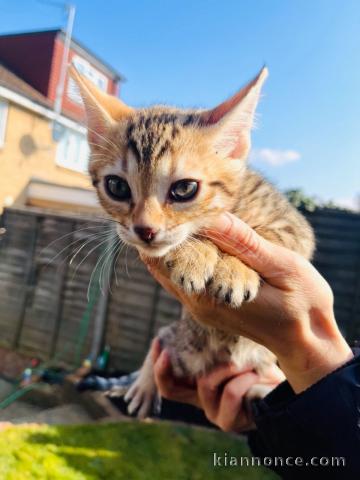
[0,422,278,479]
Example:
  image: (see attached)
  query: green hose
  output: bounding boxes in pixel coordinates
[0,261,102,410]
[0,384,38,410]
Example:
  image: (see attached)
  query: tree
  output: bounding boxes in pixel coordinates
[284,189,317,211]
[285,189,357,212]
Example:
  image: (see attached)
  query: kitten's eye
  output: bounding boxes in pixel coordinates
[104,175,131,201]
[169,179,199,202]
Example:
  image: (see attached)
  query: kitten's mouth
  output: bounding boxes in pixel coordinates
[135,241,177,258]
[130,236,188,258]
[116,224,192,258]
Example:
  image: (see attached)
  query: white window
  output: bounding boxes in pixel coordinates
[56,128,90,173]
[0,99,9,148]
[67,55,109,105]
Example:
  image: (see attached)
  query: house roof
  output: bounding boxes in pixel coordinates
[0,29,125,82]
[0,62,85,124]
[0,62,51,108]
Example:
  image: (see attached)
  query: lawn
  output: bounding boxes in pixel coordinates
[0,421,278,479]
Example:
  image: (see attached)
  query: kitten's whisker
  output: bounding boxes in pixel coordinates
[99,241,112,293]
[124,245,130,277]
[68,231,113,267]
[40,224,109,257]
[102,236,119,294]
[91,215,128,228]
[59,237,108,271]
[45,229,113,268]
[73,235,114,284]
[113,241,127,286]
[98,235,118,295]
[106,238,121,295]
[86,235,117,301]
[106,241,119,295]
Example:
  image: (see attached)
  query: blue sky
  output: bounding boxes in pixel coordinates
[1,0,359,208]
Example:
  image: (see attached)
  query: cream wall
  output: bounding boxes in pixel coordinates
[0,101,92,210]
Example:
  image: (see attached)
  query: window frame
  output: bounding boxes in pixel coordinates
[0,98,9,148]
[55,127,90,174]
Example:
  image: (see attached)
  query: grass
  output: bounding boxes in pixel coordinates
[0,421,278,480]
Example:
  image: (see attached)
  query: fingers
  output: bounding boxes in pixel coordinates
[205,212,302,283]
[198,366,259,432]
[150,337,162,364]
[257,363,286,384]
[217,373,259,431]
[197,363,254,424]
[199,362,252,395]
[153,349,200,407]
[153,349,172,396]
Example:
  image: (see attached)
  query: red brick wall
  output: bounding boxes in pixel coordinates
[48,37,120,122]
[0,31,56,95]
[0,31,121,123]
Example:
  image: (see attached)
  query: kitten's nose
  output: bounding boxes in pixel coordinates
[134,226,158,244]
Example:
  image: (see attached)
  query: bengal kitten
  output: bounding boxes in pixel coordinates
[71,66,314,418]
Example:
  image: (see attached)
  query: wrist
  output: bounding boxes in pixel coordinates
[276,315,353,393]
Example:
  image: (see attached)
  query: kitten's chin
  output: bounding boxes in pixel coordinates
[136,244,174,258]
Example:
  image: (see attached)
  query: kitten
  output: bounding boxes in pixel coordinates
[71,66,315,418]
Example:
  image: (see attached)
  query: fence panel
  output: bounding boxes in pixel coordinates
[304,208,360,340]
[0,206,359,373]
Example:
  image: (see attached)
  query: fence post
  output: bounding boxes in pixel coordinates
[12,214,39,349]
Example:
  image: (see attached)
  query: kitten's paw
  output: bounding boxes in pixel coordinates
[122,375,157,419]
[208,255,260,307]
[106,385,128,398]
[164,240,218,294]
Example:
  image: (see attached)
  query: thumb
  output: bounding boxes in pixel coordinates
[205,212,300,283]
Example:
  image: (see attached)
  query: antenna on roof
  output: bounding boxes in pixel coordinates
[52,3,76,141]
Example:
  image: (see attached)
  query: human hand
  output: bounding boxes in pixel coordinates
[146,213,353,392]
[151,338,284,431]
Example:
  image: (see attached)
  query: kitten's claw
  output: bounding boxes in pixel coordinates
[209,255,260,308]
[164,240,218,294]
[163,241,259,306]
[224,289,233,304]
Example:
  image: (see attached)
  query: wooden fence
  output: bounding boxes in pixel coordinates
[0,207,180,372]
[0,206,359,373]
[304,208,360,340]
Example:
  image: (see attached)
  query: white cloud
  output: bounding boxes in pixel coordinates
[250,148,301,166]
[332,195,360,212]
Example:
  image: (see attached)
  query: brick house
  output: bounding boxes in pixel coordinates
[0,29,124,212]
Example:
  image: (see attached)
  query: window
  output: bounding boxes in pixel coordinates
[0,99,9,148]
[56,128,90,173]
[67,55,109,105]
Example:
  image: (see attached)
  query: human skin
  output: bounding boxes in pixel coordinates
[145,212,353,431]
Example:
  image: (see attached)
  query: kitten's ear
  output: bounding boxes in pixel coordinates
[69,65,134,145]
[200,67,268,159]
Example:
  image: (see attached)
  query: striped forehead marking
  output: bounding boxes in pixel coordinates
[126,111,197,165]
